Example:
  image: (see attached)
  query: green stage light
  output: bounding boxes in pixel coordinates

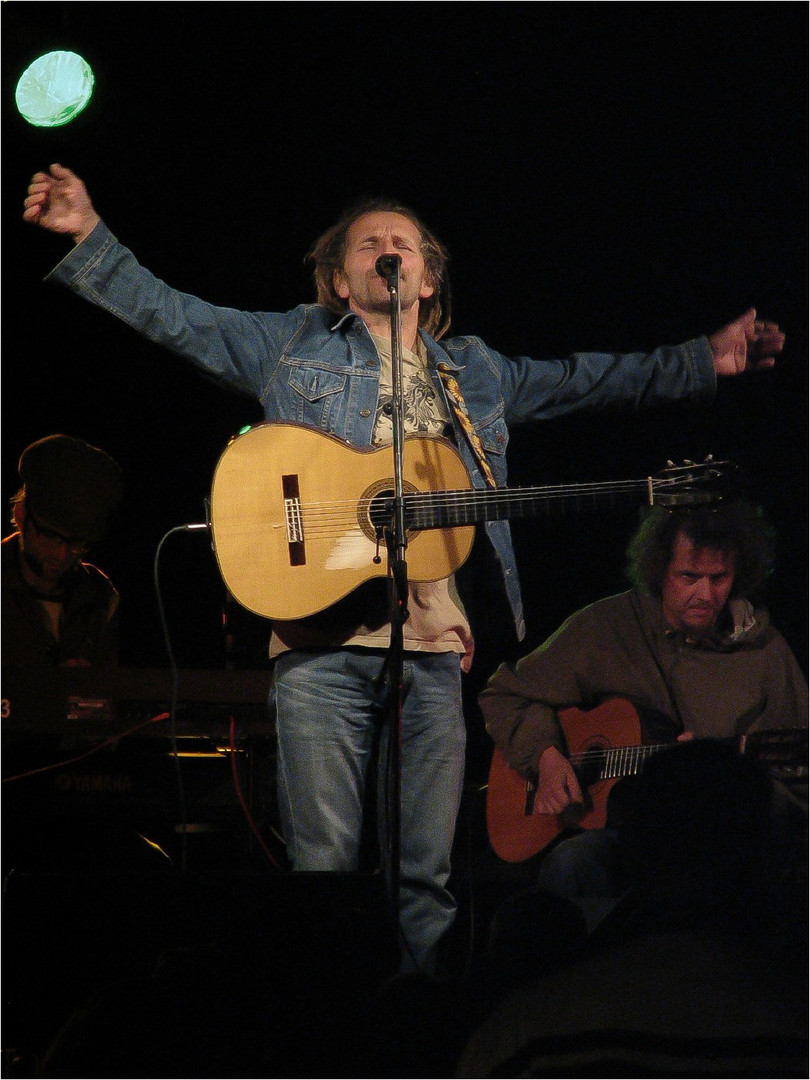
[15,51,95,128]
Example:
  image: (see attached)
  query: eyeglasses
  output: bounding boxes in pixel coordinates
[25,508,90,555]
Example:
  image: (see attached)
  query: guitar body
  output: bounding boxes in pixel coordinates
[486,698,642,863]
[210,422,475,620]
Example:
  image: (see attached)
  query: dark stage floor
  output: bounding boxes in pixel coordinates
[1,765,535,1079]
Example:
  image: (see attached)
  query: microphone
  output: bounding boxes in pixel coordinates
[375,253,401,280]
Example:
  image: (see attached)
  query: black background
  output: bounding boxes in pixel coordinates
[3,3,807,726]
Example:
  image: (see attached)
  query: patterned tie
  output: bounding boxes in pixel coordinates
[437,364,498,489]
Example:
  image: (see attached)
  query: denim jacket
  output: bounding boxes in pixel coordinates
[47,222,717,639]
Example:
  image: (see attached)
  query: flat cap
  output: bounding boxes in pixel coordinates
[19,434,123,542]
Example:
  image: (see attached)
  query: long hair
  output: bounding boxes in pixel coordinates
[625,499,776,603]
[306,197,452,339]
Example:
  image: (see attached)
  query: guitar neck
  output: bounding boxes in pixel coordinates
[404,477,652,530]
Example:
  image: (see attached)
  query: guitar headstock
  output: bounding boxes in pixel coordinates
[651,457,742,506]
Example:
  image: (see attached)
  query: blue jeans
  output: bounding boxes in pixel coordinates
[271,647,466,974]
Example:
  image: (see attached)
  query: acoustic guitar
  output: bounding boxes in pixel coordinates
[486,698,669,863]
[208,422,735,621]
[486,699,808,863]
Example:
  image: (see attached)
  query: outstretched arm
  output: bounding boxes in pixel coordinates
[23,163,100,244]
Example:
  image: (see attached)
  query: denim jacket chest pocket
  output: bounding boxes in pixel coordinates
[284,363,349,427]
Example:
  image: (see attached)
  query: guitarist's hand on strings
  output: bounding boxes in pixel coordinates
[533,745,583,815]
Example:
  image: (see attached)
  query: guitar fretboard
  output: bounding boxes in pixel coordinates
[401,478,654,530]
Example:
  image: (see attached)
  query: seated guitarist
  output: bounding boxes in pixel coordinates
[480,498,808,918]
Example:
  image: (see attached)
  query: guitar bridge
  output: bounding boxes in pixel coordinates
[284,497,303,543]
[282,474,306,565]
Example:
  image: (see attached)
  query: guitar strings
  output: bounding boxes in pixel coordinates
[281,467,709,542]
[292,478,655,536]
[570,743,671,777]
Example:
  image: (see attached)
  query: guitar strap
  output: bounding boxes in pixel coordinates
[437,364,498,489]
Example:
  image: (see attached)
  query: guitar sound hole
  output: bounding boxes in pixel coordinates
[578,746,608,787]
[360,480,420,541]
[368,488,395,532]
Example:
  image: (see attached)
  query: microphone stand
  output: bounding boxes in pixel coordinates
[376,253,408,944]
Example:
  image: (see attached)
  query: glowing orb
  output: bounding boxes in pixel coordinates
[15,51,95,128]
